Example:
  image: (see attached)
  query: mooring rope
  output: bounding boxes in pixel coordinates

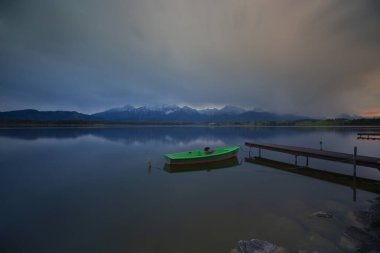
[147,160,165,173]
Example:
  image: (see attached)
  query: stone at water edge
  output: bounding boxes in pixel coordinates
[310,211,333,219]
[340,226,380,252]
[353,211,373,228]
[231,239,285,253]
[368,199,380,227]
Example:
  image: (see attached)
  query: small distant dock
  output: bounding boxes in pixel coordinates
[244,141,380,169]
[357,132,380,140]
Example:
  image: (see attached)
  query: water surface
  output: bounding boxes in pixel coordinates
[0,127,379,252]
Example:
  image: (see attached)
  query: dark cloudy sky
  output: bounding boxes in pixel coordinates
[1,0,379,117]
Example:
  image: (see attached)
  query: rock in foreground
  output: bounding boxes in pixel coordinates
[232,239,285,253]
[340,196,380,252]
[310,211,333,219]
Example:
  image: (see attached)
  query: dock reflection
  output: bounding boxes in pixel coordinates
[245,157,380,195]
[164,157,240,173]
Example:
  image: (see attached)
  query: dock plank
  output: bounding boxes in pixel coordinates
[357,132,380,140]
[357,132,380,136]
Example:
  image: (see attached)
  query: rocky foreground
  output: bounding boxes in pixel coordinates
[231,196,380,253]
[231,239,285,253]
[340,196,380,252]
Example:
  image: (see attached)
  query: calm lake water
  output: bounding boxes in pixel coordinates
[0,126,379,253]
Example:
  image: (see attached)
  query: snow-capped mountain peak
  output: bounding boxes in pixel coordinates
[219,105,247,114]
[139,104,180,112]
[107,105,135,112]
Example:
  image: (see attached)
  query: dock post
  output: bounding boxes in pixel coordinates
[352,146,357,202]
[295,155,298,166]
[306,156,309,167]
[319,141,323,150]
[353,146,357,178]
[259,148,261,158]
[249,147,251,158]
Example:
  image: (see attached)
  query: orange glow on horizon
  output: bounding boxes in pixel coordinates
[360,109,380,117]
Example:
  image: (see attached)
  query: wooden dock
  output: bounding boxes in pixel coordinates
[244,141,380,169]
[357,132,380,140]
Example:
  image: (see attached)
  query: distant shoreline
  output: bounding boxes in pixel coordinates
[1,120,380,128]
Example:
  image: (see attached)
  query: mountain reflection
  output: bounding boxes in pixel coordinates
[0,126,355,143]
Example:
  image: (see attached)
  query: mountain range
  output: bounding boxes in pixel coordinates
[0,105,309,122]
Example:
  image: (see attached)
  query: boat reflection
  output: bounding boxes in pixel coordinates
[164,157,240,173]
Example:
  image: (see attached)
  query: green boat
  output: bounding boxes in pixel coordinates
[164,146,239,165]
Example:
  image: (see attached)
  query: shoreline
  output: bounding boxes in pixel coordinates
[1,123,380,128]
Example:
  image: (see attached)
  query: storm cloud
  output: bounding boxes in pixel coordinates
[0,0,379,116]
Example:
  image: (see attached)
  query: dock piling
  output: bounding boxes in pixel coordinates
[353,146,357,178]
